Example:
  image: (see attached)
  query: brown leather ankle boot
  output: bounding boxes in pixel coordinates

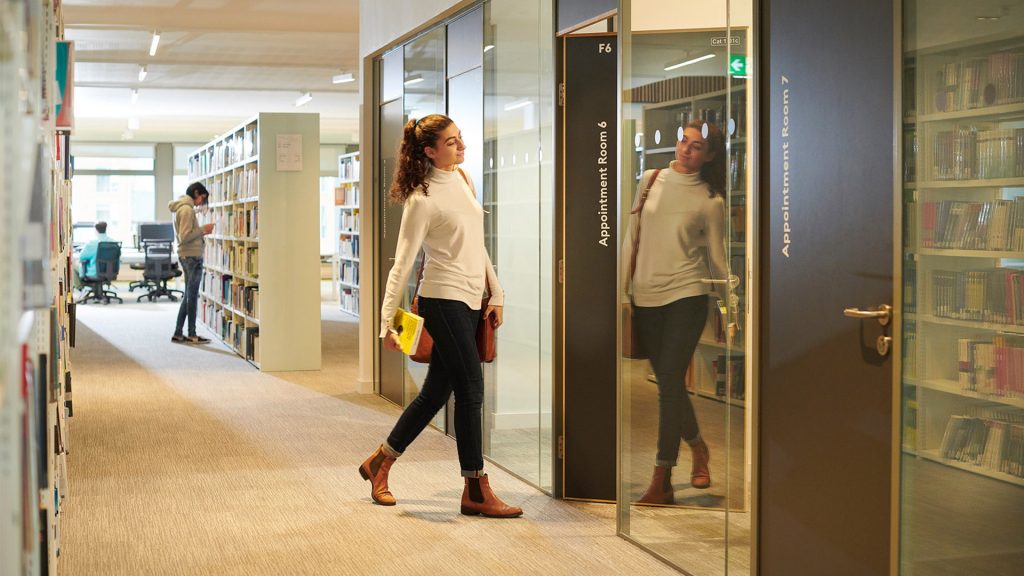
[637,465,674,505]
[690,439,711,489]
[358,445,397,505]
[460,474,523,518]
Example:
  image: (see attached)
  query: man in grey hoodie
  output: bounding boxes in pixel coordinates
[169,182,215,343]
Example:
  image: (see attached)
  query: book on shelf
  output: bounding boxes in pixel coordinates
[248,328,260,362]
[930,126,1024,181]
[931,268,1024,325]
[714,353,745,401]
[340,288,359,312]
[937,414,1024,479]
[242,286,260,318]
[339,235,359,259]
[340,260,359,285]
[958,336,1024,398]
[929,51,1024,114]
[334,182,359,206]
[339,210,360,232]
[917,198,1024,251]
[339,155,360,181]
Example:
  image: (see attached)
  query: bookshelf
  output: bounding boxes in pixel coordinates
[335,152,360,317]
[638,79,749,408]
[188,113,322,371]
[2,3,74,574]
[902,34,1024,486]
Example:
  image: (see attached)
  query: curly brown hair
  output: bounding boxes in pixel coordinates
[389,114,454,203]
[685,120,726,199]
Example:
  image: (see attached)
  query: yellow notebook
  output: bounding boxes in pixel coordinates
[392,308,425,355]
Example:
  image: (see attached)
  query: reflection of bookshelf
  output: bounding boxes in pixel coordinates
[636,78,750,408]
[188,113,321,371]
[335,151,360,317]
[902,35,1024,486]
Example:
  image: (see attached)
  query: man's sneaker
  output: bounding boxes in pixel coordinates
[186,335,211,345]
[171,334,187,343]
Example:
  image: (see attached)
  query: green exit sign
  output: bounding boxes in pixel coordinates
[729,55,749,76]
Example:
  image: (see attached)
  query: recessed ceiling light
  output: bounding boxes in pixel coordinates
[138,65,147,82]
[484,45,495,52]
[975,15,1000,21]
[149,32,161,56]
[664,53,716,71]
[404,73,424,86]
[332,72,355,84]
[295,92,313,107]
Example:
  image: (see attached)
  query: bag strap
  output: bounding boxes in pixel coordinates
[628,169,662,295]
[457,166,493,299]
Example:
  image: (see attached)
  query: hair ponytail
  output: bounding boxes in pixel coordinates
[390,113,454,203]
[685,120,726,199]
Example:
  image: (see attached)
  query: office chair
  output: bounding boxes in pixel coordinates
[128,266,154,292]
[137,242,183,302]
[78,241,123,304]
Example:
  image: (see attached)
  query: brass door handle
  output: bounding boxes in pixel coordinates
[843,304,892,326]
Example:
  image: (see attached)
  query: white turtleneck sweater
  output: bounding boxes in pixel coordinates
[379,167,504,338]
[623,164,729,307]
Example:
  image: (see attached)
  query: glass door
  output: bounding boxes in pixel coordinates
[900,2,1024,574]
[618,1,754,574]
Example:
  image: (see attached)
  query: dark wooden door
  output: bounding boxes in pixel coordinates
[758,0,895,573]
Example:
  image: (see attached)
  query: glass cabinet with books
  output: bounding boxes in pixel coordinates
[900,5,1024,573]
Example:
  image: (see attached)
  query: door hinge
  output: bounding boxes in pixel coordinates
[557,259,564,284]
[557,435,565,459]
[557,82,565,107]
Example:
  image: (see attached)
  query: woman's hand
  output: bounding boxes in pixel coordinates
[382,331,402,352]
[484,304,503,328]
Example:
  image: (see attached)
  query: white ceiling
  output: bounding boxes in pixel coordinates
[64,0,362,144]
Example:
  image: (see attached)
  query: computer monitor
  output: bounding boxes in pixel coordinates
[138,222,175,246]
[72,222,96,249]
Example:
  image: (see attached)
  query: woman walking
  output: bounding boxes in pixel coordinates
[359,114,522,518]
[625,120,732,504]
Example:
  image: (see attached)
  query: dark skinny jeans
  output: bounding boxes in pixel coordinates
[387,297,484,476]
[633,295,708,467]
[174,256,204,337]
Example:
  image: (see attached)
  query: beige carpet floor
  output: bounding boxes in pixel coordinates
[60,295,682,576]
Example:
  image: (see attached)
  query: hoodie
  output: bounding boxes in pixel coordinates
[168,195,206,257]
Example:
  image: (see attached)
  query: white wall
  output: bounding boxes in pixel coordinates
[631,0,752,30]
[359,0,472,58]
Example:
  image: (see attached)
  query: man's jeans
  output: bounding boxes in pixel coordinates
[174,256,204,337]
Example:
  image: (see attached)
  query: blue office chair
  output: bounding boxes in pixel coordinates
[137,242,183,302]
[79,241,123,304]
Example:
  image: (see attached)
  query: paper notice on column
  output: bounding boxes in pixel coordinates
[276,134,303,172]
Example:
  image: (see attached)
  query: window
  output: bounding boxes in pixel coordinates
[71,144,156,245]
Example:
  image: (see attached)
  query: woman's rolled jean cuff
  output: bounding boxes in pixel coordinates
[382,442,402,459]
[461,469,484,478]
[656,459,677,468]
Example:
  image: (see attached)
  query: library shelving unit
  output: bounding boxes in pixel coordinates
[902,34,1024,486]
[335,151,360,316]
[187,113,322,371]
[638,77,749,408]
[2,2,75,574]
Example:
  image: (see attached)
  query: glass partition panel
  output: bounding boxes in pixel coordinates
[900,3,1024,574]
[402,28,447,427]
[481,0,555,491]
[619,1,754,574]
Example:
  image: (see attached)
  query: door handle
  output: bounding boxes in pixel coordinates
[843,304,892,327]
